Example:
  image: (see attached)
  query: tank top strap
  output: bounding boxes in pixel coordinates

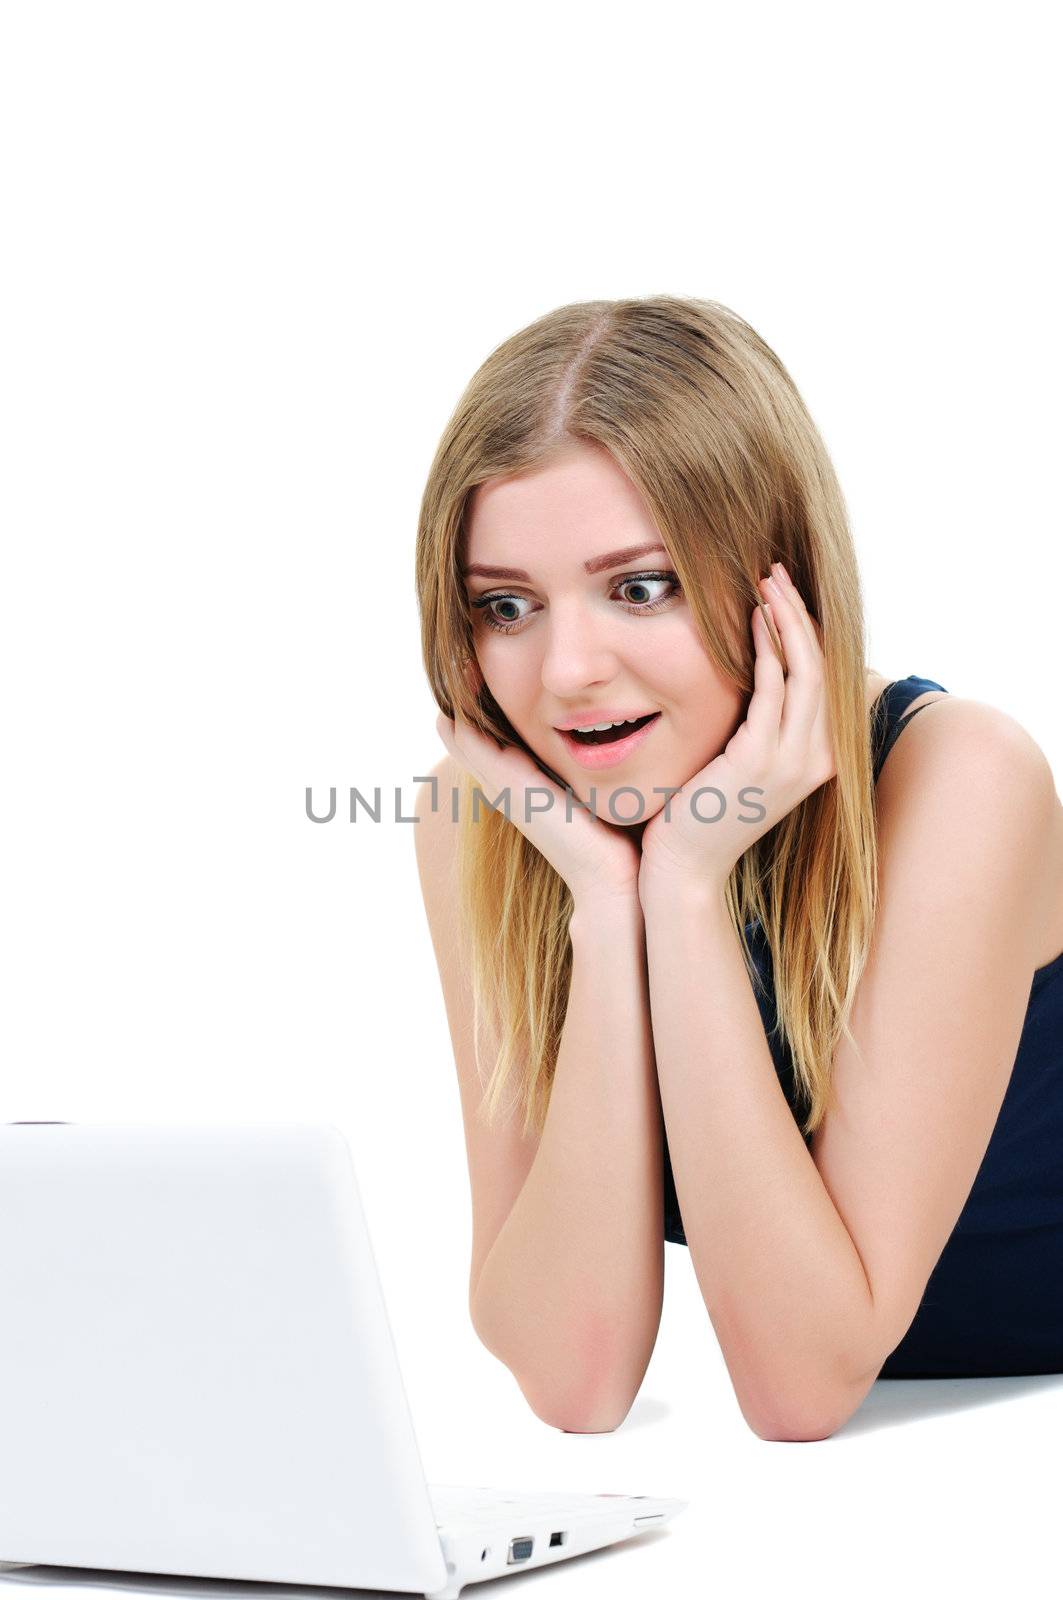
[872,675,949,785]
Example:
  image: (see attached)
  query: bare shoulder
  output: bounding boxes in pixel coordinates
[811,696,1061,1383]
[413,753,464,885]
[412,751,475,972]
[875,694,1062,970]
[411,749,542,1312]
[879,692,1056,802]
[415,751,465,811]
[889,692,1054,763]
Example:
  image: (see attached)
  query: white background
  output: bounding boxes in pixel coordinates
[2,2,1061,1598]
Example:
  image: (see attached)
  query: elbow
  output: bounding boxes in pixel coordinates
[471,1321,635,1434]
[470,1295,645,1435]
[520,1374,635,1435]
[737,1372,869,1443]
[748,1412,845,1443]
[727,1330,881,1444]
[503,1337,638,1433]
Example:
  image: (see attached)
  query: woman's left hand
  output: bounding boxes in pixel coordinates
[637,562,837,910]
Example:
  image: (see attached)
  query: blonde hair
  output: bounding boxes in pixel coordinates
[415,295,878,1140]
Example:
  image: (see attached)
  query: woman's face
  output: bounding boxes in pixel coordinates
[461,442,745,825]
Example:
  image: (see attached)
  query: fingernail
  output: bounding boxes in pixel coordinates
[773,561,791,585]
[766,574,783,598]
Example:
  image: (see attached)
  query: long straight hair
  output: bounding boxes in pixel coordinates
[415,295,878,1139]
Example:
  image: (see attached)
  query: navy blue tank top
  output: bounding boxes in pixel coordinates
[662,675,1063,1377]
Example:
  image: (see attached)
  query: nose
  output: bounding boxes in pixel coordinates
[538,596,622,699]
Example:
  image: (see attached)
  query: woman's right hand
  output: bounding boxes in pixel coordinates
[435,695,643,909]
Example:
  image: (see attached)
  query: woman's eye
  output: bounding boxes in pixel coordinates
[616,574,676,606]
[477,594,533,631]
[471,571,681,635]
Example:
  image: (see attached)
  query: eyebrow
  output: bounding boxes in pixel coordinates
[462,542,669,581]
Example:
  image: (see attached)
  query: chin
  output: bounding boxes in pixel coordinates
[563,777,669,830]
[598,808,646,830]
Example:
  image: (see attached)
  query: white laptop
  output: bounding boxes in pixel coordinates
[0,1122,685,1598]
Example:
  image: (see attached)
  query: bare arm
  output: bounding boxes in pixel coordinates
[467,890,664,1433]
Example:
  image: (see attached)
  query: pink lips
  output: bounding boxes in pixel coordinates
[557,713,661,770]
[554,707,657,731]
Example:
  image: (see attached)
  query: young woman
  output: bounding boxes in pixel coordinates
[412,296,1063,1443]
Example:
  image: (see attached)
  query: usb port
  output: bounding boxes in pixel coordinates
[507,1537,534,1563]
[549,1531,567,1548]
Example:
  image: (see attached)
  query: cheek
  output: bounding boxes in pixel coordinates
[651,636,729,709]
[643,620,717,682]
[661,660,743,755]
[475,641,535,713]
[476,638,514,675]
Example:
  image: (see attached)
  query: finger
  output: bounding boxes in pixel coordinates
[758,573,821,749]
[462,655,485,696]
[442,707,565,812]
[437,709,485,785]
[761,582,820,759]
[759,572,815,675]
[771,566,833,767]
[436,711,473,781]
[743,601,786,751]
[769,562,822,653]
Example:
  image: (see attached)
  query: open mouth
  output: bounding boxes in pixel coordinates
[565,712,659,746]
[557,711,661,771]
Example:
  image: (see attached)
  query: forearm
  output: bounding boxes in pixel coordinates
[644,883,876,1439]
[470,892,663,1431]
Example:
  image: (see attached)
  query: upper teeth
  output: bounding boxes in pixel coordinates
[571,716,646,733]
